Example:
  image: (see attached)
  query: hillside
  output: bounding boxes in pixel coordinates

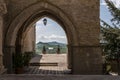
[36,41,67,54]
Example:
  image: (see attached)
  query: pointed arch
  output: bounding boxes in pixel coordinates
[4,1,78,46]
[4,1,79,72]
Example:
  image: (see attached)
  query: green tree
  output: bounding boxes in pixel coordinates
[101,20,120,59]
[101,0,120,74]
[105,0,120,26]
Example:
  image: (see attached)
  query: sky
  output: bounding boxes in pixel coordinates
[100,0,112,25]
[36,18,67,44]
[100,0,120,25]
[35,0,120,44]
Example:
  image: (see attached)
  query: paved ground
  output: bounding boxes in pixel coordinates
[28,54,70,74]
[0,75,120,80]
[25,66,71,75]
[30,54,67,67]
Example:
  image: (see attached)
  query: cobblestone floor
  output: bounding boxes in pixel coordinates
[28,54,70,75]
[0,75,120,80]
[30,54,67,66]
[25,66,71,75]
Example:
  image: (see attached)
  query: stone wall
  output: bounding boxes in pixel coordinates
[0,0,7,74]
[4,0,100,45]
[22,25,35,53]
[3,0,102,74]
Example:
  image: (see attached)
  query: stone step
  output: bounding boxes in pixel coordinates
[30,63,58,66]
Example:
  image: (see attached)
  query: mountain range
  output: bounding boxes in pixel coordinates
[36,41,66,47]
[36,41,67,54]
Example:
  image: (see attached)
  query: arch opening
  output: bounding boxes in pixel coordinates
[35,17,68,54]
[3,2,78,74]
[15,15,71,74]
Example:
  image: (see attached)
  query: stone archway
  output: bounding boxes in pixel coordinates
[4,1,78,73]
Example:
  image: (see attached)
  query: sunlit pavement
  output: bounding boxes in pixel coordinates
[28,54,69,74]
[30,54,67,67]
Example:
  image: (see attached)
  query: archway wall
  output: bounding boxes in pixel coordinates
[22,25,35,53]
[3,0,102,74]
[4,0,100,46]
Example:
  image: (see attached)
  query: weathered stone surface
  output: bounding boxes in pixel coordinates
[0,0,7,74]
[2,0,102,74]
[0,1,7,15]
[72,46,102,74]
[4,0,100,45]
[0,75,120,80]
[22,25,35,53]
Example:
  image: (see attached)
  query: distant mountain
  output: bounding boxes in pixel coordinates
[37,42,48,45]
[36,41,67,54]
[36,42,49,48]
[36,41,66,47]
[48,41,59,45]
[47,41,66,46]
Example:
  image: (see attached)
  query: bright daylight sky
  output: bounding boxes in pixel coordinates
[36,0,120,44]
[100,0,120,25]
[36,18,67,44]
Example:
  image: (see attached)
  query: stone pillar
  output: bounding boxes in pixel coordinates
[22,25,35,53]
[72,45,102,74]
[0,0,7,74]
[3,46,15,73]
[67,45,72,69]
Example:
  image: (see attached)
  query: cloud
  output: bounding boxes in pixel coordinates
[100,0,120,8]
[36,34,67,43]
[37,34,66,40]
[49,34,66,39]
[36,20,43,25]
[110,0,120,8]
[35,17,67,44]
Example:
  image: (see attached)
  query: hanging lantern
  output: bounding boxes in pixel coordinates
[43,18,47,26]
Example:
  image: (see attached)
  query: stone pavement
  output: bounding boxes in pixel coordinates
[0,75,120,80]
[30,54,67,67]
[25,66,71,75]
[28,54,70,74]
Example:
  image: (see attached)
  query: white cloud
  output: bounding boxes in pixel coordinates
[49,34,66,39]
[36,20,43,25]
[35,17,67,44]
[36,34,67,44]
[38,34,66,40]
[100,0,120,8]
[110,0,120,8]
